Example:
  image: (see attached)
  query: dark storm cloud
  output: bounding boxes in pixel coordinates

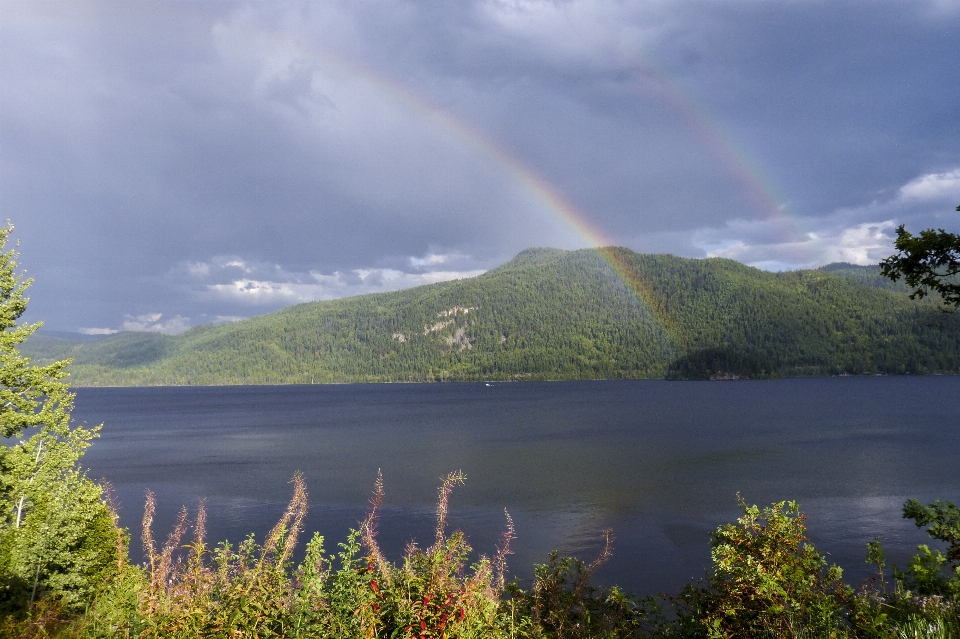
[2,0,958,332]
[352,0,960,222]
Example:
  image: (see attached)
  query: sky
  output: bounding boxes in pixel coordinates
[2,0,959,334]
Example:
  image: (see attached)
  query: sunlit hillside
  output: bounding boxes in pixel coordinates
[24,248,960,385]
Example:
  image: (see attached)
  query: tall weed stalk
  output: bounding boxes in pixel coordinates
[67,470,521,638]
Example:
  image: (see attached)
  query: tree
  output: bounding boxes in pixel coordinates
[0,223,122,611]
[879,205,960,309]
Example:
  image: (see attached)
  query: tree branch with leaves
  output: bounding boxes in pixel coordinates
[880,205,960,310]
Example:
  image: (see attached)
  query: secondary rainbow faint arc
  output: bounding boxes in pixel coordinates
[323,49,806,244]
[250,27,801,251]
[632,64,805,240]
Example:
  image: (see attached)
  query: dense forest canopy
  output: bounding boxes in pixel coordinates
[22,248,960,385]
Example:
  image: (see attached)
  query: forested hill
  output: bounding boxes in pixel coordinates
[23,248,960,384]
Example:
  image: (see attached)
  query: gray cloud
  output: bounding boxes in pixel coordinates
[3,0,958,332]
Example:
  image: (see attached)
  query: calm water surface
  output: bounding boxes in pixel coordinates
[73,378,960,596]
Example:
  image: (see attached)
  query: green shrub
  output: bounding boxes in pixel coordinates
[672,498,850,639]
[350,470,515,638]
[505,533,655,639]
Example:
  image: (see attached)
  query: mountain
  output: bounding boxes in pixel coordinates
[22,248,960,384]
[816,262,914,293]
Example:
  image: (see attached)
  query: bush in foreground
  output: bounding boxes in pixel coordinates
[670,499,849,638]
[4,476,959,638]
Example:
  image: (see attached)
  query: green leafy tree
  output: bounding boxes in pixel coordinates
[0,223,122,611]
[880,205,960,309]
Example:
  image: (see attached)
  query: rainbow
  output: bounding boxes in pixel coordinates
[303,43,805,247]
[8,5,803,254]
[228,32,683,340]
[631,64,804,238]
[10,5,801,348]
[219,24,803,348]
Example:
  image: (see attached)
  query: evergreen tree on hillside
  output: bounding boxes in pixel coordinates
[0,224,121,611]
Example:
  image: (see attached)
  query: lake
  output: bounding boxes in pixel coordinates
[72,377,960,597]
